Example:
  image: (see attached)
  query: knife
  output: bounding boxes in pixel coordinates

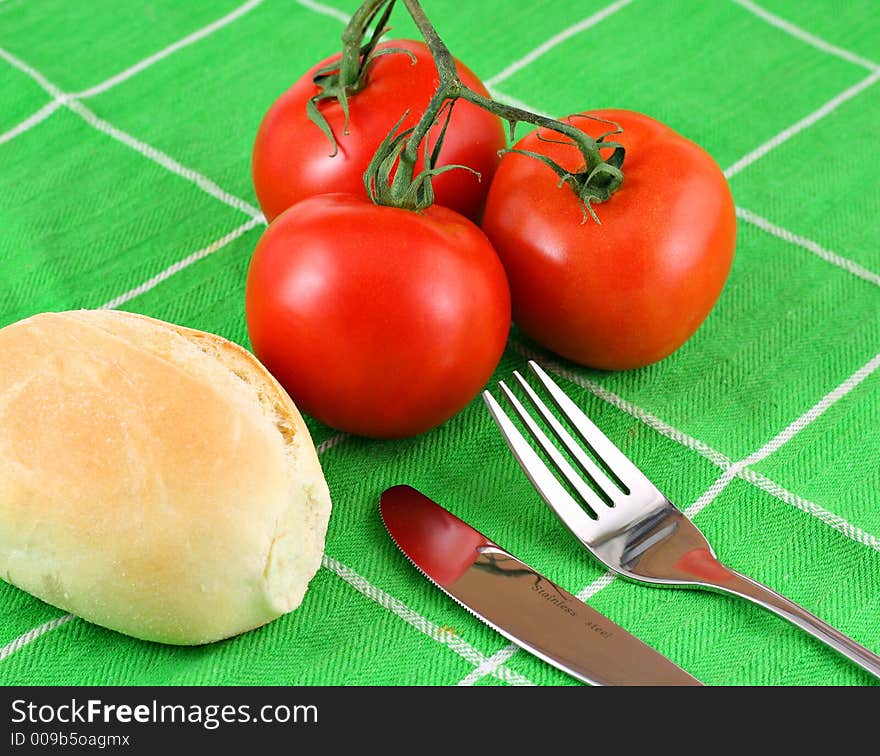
[380,485,702,686]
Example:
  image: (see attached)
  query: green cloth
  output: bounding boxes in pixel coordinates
[1,0,878,686]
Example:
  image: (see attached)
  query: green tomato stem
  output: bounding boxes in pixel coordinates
[307,0,402,155]
[338,0,392,86]
[385,0,624,219]
[311,0,625,218]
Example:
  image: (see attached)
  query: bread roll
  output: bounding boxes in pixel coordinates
[0,310,332,645]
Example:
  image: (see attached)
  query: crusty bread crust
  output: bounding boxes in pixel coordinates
[0,310,332,644]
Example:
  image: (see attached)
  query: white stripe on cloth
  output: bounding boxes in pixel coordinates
[65,99,263,218]
[315,433,350,455]
[683,467,741,520]
[0,47,66,98]
[653,347,880,560]
[457,643,520,686]
[741,352,880,468]
[0,98,66,146]
[486,0,634,87]
[295,0,350,24]
[486,86,552,119]
[322,556,534,686]
[98,217,265,310]
[75,0,264,99]
[739,468,880,552]
[730,0,880,73]
[736,207,880,289]
[724,69,880,179]
[0,48,262,219]
[1,1,264,145]
[0,615,74,662]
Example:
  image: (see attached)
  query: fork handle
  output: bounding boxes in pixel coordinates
[713,565,880,679]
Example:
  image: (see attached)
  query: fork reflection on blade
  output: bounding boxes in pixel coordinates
[483,360,880,681]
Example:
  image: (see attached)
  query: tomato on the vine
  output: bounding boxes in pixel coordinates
[252,39,506,223]
[481,109,736,370]
[245,194,511,439]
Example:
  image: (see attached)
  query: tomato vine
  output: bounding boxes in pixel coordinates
[308,0,625,221]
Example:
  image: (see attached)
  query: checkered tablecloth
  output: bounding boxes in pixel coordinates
[1,0,878,685]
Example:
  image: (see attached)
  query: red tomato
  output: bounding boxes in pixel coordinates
[252,40,506,223]
[481,109,736,370]
[245,194,511,439]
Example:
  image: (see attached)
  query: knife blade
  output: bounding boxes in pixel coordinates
[380,484,702,686]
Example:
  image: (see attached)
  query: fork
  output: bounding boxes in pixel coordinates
[483,360,880,680]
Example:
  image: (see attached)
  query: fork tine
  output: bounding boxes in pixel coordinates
[512,370,623,505]
[482,390,600,539]
[497,381,609,515]
[527,361,656,494]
